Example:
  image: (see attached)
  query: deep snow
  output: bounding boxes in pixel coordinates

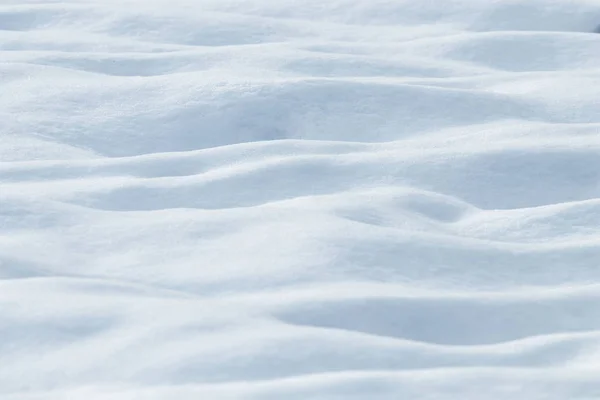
[2,0,600,399]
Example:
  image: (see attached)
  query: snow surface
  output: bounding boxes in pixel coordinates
[2,0,600,398]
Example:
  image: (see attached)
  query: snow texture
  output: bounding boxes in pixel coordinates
[2,0,600,398]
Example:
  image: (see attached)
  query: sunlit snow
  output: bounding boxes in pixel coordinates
[2,0,600,399]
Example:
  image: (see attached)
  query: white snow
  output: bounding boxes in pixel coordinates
[2,0,600,398]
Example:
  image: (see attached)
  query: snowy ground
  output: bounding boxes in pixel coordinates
[2,0,600,398]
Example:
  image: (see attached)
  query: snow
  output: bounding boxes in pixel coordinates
[2,0,600,398]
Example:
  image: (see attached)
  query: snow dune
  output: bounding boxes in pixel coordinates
[2,0,600,398]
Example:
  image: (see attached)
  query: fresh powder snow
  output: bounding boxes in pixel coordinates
[2,0,600,399]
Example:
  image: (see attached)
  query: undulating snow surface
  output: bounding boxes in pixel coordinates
[2,0,600,398]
